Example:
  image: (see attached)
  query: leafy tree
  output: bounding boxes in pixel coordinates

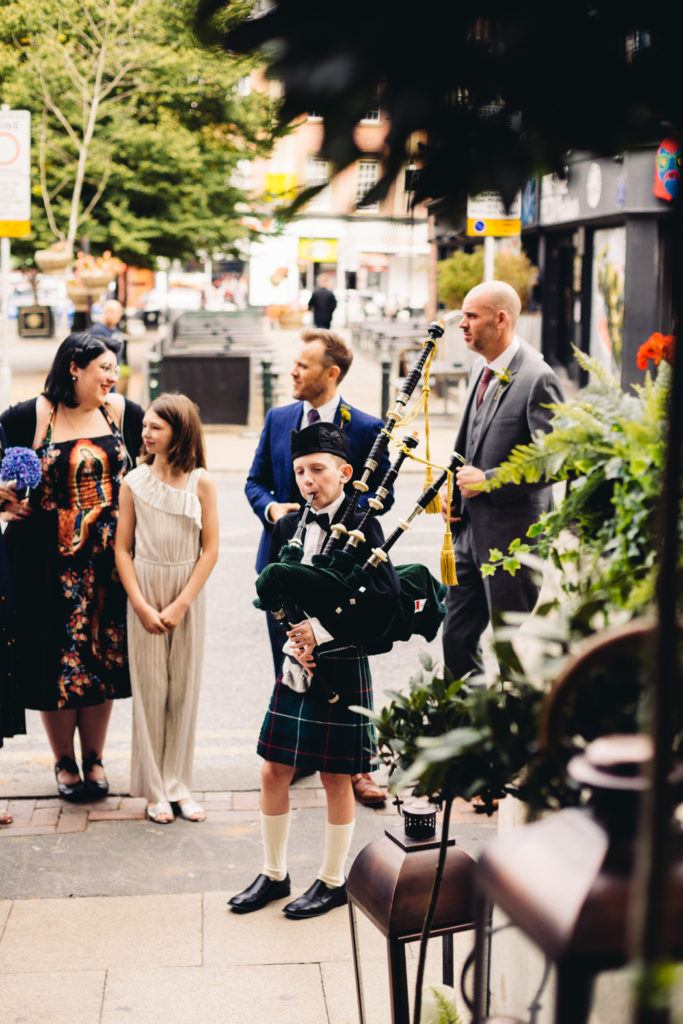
[437,248,537,310]
[0,0,278,266]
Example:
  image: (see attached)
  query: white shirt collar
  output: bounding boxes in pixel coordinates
[486,336,520,374]
[301,394,340,427]
[302,492,346,562]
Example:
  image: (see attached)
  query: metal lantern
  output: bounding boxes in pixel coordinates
[346,797,476,1023]
[471,734,683,1024]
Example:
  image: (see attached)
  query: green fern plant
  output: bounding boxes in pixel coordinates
[480,346,675,616]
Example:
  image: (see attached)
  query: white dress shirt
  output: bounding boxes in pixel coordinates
[280,492,345,692]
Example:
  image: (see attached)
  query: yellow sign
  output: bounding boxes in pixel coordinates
[0,219,30,237]
[466,217,521,237]
[265,173,297,203]
[298,238,338,263]
[466,191,521,237]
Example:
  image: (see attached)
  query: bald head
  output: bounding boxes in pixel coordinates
[459,280,521,361]
[102,299,123,328]
[465,281,521,328]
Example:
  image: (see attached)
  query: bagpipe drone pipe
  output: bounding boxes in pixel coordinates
[253,319,466,702]
[320,319,445,557]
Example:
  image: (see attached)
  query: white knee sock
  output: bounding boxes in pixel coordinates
[318,820,355,888]
[261,811,291,881]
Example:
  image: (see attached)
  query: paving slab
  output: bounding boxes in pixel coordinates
[0,894,202,973]
[0,969,106,1024]
[101,964,328,1024]
[204,890,384,968]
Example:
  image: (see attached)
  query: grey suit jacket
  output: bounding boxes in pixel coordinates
[453,339,564,566]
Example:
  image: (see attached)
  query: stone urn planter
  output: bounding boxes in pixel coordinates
[78,268,115,293]
[65,280,92,311]
[278,308,304,327]
[35,246,73,275]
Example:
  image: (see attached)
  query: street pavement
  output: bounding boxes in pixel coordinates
[0,317,494,1024]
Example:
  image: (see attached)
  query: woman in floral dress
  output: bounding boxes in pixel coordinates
[0,333,143,802]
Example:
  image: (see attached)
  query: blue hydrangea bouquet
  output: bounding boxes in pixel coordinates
[0,446,42,500]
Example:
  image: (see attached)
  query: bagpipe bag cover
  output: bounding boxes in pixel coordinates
[254,560,447,656]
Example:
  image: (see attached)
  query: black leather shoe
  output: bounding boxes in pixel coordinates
[283,879,347,919]
[228,873,291,913]
[54,756,85,803]
[82,751,109,800]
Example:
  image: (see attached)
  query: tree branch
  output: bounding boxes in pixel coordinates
[79,163,112,222]
[38,111,64,240]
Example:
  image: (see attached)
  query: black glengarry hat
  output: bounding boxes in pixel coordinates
[291,421,351,461]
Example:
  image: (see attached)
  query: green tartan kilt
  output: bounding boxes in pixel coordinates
[257,642,377,774]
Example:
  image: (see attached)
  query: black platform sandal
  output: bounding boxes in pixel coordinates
[82,751,109,800]
[55,756,85,803]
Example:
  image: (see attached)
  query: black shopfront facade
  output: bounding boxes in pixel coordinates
[522,147,675,390]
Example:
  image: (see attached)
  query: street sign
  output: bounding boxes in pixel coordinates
[0,108,31,237]
[466,191,520,237]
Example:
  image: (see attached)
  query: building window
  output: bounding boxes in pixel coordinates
[305,158,331,211]
[360,87,381,123]
[356,161,380,212]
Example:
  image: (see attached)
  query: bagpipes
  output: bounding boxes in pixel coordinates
[255,320,465,702]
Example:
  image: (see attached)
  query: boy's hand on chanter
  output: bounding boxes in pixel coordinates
[287,619,316,672]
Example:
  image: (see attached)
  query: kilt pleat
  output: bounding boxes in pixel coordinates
[257,642,377,774]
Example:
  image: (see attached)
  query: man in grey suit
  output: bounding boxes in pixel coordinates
[442,281,564,679]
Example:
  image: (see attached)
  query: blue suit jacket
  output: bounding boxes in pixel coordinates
[245,397,394,571]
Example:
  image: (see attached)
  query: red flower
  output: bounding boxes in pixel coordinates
[637,333,676,371]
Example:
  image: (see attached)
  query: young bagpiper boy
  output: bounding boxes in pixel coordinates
[229,421,399,919]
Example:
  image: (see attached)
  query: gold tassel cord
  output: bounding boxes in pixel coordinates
[439,469,458,585]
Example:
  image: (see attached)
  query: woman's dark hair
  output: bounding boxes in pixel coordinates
[141,392,206,472]
[43,332,111,408]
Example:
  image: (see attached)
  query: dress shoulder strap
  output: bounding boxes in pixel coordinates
[187,467,204,494]
[99,402,120,435]
[41,401,58,446]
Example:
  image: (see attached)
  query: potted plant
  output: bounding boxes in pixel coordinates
[74,250,124,293]
[277,302,305,327]
[34,239,72,275]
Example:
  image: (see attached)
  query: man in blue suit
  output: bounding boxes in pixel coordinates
[246,328,393,806]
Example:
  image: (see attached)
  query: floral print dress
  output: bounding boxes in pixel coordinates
[25,404,132,709]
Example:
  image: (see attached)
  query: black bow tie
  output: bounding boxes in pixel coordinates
[307,511,330,531]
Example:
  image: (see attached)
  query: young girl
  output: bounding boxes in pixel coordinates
[115,393,219,823]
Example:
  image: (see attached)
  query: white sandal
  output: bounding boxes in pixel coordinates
[175,798,206,822]
[147,801,174,823]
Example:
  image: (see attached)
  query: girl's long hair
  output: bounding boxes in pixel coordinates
[141,393,206,472]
